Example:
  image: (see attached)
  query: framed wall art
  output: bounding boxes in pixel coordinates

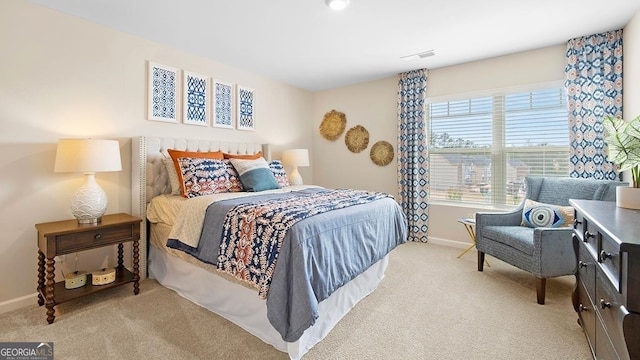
[182,71,208,126]
[212,79,234,129]
[147,62,179,123]
[236,85,255,131]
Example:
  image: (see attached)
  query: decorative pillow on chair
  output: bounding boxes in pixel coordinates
[177,158,242,198]
[521,199,574,228]
[269,160,290,188]
[229,157,280,192]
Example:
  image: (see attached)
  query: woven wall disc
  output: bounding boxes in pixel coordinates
[370,140,394,166]
[345,125,370,153]
[319,110,347,141]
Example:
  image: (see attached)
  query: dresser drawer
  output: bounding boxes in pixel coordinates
[599,232,622,292]
[596,315,622,360]
[582,219,599,257]
[578,242,596,303]
[57,225,134,253]
[576,279,596,353]
[573,210,585,241]
[596,269,628,360]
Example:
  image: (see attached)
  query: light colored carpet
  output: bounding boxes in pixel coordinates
[0,242,591,359]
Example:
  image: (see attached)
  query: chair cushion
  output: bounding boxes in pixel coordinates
[521,199,573,228]
[483,226,535,255]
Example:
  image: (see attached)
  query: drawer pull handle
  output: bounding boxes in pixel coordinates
[579,303,589,312]
[599,250,612,262]
[578,261,588,269]
[573,219,582,227]
[584,231,594,242]
[600,299,612,309]
[94,233,102,240]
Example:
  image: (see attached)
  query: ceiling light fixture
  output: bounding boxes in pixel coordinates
[400,49,436,61]
[326,0,350,11]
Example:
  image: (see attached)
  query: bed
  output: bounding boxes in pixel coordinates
[131,136,407,359]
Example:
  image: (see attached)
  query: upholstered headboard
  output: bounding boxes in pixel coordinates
[131,136,270,278]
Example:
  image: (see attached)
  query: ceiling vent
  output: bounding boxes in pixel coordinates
[400,50,436,61]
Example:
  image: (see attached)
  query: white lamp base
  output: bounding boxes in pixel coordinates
[71,173,108,224]
[287,167,304,186]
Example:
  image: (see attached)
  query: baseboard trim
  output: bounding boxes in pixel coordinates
[0,292,37,315]
[427,236,473,250]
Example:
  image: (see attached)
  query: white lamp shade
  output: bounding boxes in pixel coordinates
[54,138,121,223]
[282,149,310,167]
[54,139,122,173]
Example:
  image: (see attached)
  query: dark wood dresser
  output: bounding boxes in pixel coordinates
[571,199,640,360]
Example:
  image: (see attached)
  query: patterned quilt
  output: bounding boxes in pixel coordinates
[216,189,391,299]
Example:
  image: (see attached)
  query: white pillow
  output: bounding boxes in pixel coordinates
[163,158,181,195]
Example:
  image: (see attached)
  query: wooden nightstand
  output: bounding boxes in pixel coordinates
[35,213,141,324]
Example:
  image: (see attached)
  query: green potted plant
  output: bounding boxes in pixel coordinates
[603,114,640,209]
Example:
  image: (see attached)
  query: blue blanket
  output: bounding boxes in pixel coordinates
[167,188,408,342]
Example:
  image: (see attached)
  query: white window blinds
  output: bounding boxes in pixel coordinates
[427,85,569,206]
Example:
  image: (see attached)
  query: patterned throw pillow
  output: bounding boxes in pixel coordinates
[229,157,280,192]
[167,149,224,196]
[222,159,244,192]
[177,158,243,198]
[269,160,290,188]
[521,199,574,228]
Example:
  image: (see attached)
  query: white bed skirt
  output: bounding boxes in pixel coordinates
[149,245,389,359]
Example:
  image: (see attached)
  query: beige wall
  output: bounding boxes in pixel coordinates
[312,77,399,195]
[624,11,640,153]
[0,0,313,312]
[313,44,568,247]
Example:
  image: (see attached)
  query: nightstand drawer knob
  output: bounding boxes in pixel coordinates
[573,219,582,226]
[94,233,102,240]
[600,299,612,309]
[579,303,589,312]
[578,261,588,268]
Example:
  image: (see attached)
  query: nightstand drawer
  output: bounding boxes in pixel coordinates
[57,225,133,253]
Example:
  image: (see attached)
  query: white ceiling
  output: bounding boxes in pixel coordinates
[29,0,640,91]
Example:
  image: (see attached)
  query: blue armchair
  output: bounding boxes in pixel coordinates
[475,177,624,304]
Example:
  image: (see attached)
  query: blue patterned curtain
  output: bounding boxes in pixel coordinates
[397,69,429,242]
[565,30,623,180]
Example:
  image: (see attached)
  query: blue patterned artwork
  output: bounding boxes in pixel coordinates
[237,85,255,131]
[183,71,208,126]
[213,80,234,129]
[148,62,178,123]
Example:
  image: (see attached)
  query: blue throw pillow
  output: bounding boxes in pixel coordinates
[521,199,574,228]
[230,158,280,192]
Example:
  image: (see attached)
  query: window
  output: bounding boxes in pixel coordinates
[427,84,569,206]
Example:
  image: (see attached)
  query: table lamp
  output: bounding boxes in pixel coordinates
[282,149,309,186]
[54,139,122,224]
